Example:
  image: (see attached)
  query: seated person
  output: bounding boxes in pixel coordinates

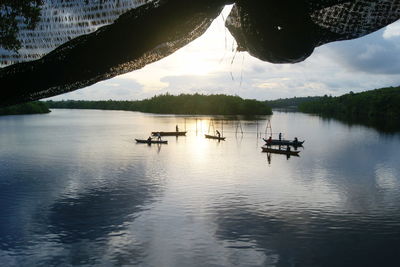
[267,136,272,145]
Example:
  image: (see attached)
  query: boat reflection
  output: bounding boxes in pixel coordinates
[265,151,299,165]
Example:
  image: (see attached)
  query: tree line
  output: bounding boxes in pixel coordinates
[298,86,400,120]
[265,96,322,109]
[45,93,272,115]
[0,101,50,116]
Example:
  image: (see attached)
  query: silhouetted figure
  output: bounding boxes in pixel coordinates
[147,136,152,142]
[294,137,298,143]
[286,145,291,152]
[157,132,161,141]
[279,132,282,141]
[176,125,179,132]
[267,136,272,146]
[216,130,221,138]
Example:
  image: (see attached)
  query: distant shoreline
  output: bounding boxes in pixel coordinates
[0,102,50,116]
[299,86,399,120]
[297,86,400,132]
[44,94,273,116]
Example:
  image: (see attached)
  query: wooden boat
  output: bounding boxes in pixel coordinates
[263,138,304,146]
[152,131,187,136]
[205,134,226,141]
[135,139,168,144]
[261,146,300,156]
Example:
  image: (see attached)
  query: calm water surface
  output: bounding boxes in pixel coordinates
[1,109,400,266]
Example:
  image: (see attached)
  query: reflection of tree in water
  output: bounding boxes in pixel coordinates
[213,207,400,266]
[321,115,400,134]
[0,0,43,51]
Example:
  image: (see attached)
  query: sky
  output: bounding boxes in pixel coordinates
[49,6,400,101]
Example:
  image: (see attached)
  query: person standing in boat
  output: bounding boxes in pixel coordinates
[156,132,162,141]
[176,125,179,132]
[294,137,298,143]
[279,132,282,141]
[216,130,221,138]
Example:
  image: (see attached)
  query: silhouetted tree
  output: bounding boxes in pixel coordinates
[45,94,273,115]
[0,101,50,115]
[299,87,400,120]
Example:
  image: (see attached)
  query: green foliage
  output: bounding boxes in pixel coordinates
[299,86,400,120]
[265,96,323,108]
[0,0,43,51]
[0,101,50,115]
[45,94,272,115]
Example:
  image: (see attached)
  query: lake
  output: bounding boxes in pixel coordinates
[1,109,400,266]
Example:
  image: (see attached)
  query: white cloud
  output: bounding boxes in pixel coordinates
[383,20,400,39]
[255,82,285,89]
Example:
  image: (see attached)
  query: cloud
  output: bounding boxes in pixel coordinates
[159,73,234,94]
[251,65,266,73]
[322,21,400,75]
[383,22,400,39]
[255,82,284,89]
[48,79,145,100]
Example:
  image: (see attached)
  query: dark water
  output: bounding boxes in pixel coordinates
[1,109,400,266]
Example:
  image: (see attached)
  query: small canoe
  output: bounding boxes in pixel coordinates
[263,138,304,146]
[152,131,187,136]
[261,146,300,156]
[205,134,226,141]
[135,139,168,144]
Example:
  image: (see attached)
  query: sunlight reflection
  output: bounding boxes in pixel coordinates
[375,163,399,190]
[183,118,210,163]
